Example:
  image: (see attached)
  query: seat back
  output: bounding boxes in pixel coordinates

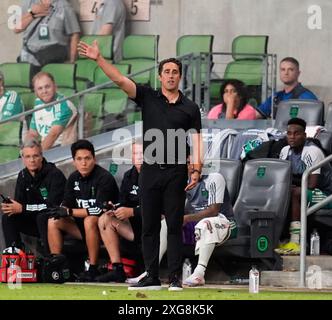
[231,35,269,60]
[234,159,291,235]
[98,157,132,188]
[316,131,332,156]
[203,159,242,204]
[83,92,105,137]
[94,63,130,115]
[176,35,214,85]
[224,60,265,85]
[0,121,21,164]
[324,102,332,131]
[274,99,324,131]
[122,35,158,60]
[80,35,113,60]
[0,63,32,92]
[176,35,214,56]
[42,63,77,91]
[120,35,159,85]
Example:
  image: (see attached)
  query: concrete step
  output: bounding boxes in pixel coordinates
[261,270,332,288]
[282,255,332,271]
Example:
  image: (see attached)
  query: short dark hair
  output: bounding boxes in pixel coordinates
[280,57,300,69]
[287,117,306,130]
[220,79,248,112]
[71,139,95,159]
[158,58,182,76]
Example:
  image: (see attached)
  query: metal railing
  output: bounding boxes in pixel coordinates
[300,154,332,287]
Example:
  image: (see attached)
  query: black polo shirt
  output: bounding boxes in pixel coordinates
[134,84,202,164]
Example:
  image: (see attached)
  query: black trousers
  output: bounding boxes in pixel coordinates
[139,164,187,279]
[1,212,49,255]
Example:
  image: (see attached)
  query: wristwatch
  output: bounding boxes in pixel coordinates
[27,8,35,18]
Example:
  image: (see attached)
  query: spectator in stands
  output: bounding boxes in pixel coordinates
[78,41,202,291]
[14,0,80,76]
[26,72,77,150]
[128,164,237,287]
[276,118,332,255]
[207,79,257,120]
[95,139,143,283]
[90,0,126,63]
[47,139,119,282]
[257,57,317,119]
[0,71,24,121]
[1,138,66,255]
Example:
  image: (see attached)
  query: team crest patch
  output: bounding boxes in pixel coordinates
[201,189,209,198]
[109,163,118,176]
[39,187,48,199]
[74,181,80,191]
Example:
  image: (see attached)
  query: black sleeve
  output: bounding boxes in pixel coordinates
[132,84,150,108]
[191,103,202,133]
[90,174,119,216]
[45,169,67,207]
[61,174,77,208]
[119,171,130,205]
[133,206,141,217]
[14,172,27,207]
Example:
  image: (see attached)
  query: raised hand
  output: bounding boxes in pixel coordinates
[78,40,100,61]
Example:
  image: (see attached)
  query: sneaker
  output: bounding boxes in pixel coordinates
[128,273,162,291]
[95,268,126,283]
[168,276,183,291]
[126,271,147,284]
[183,273,205,287]
[76,268,100,282]
[274,242,300,255]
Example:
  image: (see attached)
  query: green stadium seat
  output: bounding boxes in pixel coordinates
[176,34,214,83]
[94,63,130,114]
[76,35,113,91]
[119,35,159,85]
[83,92,105,137]
[0,121,21,164]
[41,63,78,104]
[0,62,32,93]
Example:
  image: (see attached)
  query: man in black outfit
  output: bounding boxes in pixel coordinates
[78,41,203,290]
[96,139,143,283]
[47,139,119,282]
[1,138,66,255]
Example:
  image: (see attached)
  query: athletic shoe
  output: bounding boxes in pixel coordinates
[274,242,300,255]
[183,273,205,287]
[128,273,162,291]
[95,268,126,283]
[126,271,147,284]
[168,276,183,291]
[76,268,100,282]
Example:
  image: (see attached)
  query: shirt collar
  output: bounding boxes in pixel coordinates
[157,89,184,104]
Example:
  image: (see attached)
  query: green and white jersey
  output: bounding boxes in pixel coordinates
[0,90,24,121]
[30,93,77,146]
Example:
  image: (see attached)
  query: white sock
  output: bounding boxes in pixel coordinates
[289,221,301,244]
[194,243,215,277]
[159,218,167,263]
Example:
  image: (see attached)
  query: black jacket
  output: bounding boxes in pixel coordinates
[15,159,66,214]
[62,164,119,216]
[119,166,140,217]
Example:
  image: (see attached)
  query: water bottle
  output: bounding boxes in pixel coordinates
[310,229,320,256]
[249,265,259,293]
[182,258,192,282]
